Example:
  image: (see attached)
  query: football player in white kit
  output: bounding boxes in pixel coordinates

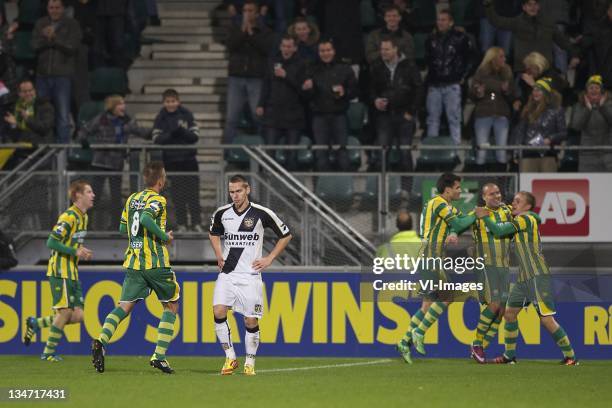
[209,175,292,376]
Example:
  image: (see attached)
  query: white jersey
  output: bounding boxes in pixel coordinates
[209,202,290,274]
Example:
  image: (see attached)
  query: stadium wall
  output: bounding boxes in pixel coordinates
[1,269,611,359]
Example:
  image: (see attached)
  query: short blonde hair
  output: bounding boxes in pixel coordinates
[104,95,124,113]
[69,180,90,203]
[522,52,549,76]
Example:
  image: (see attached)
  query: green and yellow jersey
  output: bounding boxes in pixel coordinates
[47,205,88,280]
[483,211,549,282]
[471,204,513,268]
[419,195,475,259]
[121,189,170,270]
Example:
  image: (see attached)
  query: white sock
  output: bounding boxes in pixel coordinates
[245,326,260,366]
[215,318,236,359]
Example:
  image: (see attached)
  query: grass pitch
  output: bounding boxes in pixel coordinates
[1,356,611,407]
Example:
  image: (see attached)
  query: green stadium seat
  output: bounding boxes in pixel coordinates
[315,175,354,210]
[451,0,478,28]
[77,101,105,128]
[13,31,35,63]
[362,175,402,209]
[416,136,458,171]
[347,102,366,135]
[17,0,43,25]
[226,134,264,166]
[297,136,314,168]
[412,0,437,31]
[347,135,362,169]
[89,67,129,99]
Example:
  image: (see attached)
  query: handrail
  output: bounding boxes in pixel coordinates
[0,148,59,206]
[0,146,46,188]
[248,145,376,257]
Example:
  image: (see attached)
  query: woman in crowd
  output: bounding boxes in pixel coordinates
[512,78,566,172]
[287,17,319,63]
[470,47,515,171]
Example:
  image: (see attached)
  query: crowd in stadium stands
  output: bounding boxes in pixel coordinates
[1,0,612,177]
[225,0,612,173]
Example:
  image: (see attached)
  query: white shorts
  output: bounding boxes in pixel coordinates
[213,272,264,318]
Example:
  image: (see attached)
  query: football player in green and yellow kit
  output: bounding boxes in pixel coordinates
[24,180,95,361]
[91,161,179,374]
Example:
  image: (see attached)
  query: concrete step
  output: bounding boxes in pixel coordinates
[158,2,220,11]
[145,77,227,86]
[137,119,224,129]
[128,66,227,92]
[162,18,212,26]
[128,93,224,102]
[144,84,226,95]
[140,34,220,44]
[208,43,226,52]
[143,26,215,35]
[152,51,226,60]
[158,9,229,19]
[136,111,224,121]
[152,43,202,51]
[133,59,227,69]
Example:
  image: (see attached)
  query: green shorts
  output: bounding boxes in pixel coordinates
[475,266,510,305]
[120,267,180,303]
[417,268,453,302]
[507,275,556,316]
[49,276,84,310]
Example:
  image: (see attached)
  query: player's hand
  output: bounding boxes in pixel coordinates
[445,234,458,245]
[76,246,93,261]
[217,257,225,271]
[474,207,489,219]
[166,230,174,245]
[252,256,272,272]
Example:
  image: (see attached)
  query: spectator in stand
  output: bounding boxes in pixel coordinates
[516,52,567,111]
[482,0,580,75]
[288,17,319,63]
[570,75,612,172]
[369,36,422,171]
[316,0,364,66]
[152,89,202,232]
[0,17,18,113]
[470,47,515,171]
[511,78,566,172]
[32,0,82,144]
[365,5,415,65]
[3,80,55,167]
[79,95,149,229]
[224,0,274,143]
[94,0,128,68]
[580,0,609,32]
[302,39,357,171]
[225,0,270,24]
[583,3,612,90]
[538,0,573,74]
[425,9,473,145]
[256,35,306,171]
[476,0,521,56]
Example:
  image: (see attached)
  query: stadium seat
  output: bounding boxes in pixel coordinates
[416,136,458,172]
[89,67,129,99]
[77,101,105,128]
[451,0,478,28]
[347,102,366,136]
[412,0,437,31]
[226,134,264,167]
[13,31,35,63]
[297,136,314,169]
[413,33,427,67]
[17,0,43,25]
[347,135,362,169]
[362,175,402,209]
[315,175,354,210]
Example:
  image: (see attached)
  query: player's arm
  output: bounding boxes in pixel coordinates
[482,216,517,238]
[436,202,476,235]
[119,201,129,235]
[142,197,170,242]
[253,209,292,271]
[208,209,226,271]
[47,215,91,260]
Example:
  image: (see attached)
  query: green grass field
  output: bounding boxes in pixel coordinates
[1,356,611,407]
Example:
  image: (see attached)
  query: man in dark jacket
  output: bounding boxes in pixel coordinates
[224,0,274,143]
[302,39,358,171]
[583,3,612,90]
[152,89,202,232]
[94,0,127,68]
[3,79,55,167]
[31,0,82,143]
[369,36,422,171]
[477,0,521,55]
[256,35,307,170]
[569,75,612,172]
[365,5,415,65]
[483,0,579,73]
[425,10,473,145]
